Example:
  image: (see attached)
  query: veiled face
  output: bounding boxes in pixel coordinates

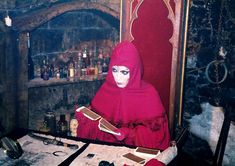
[106,41,142,89]
[112,66,130,88]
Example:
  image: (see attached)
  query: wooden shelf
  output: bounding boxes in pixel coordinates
[28,74,106,88]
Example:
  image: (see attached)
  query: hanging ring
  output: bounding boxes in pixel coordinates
[205,60,228,84]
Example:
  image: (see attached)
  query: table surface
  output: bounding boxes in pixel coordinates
[0,131,159,166]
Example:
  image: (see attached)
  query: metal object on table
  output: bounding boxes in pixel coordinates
[28,132,79,150]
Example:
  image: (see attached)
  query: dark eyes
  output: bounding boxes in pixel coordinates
[121,70,129,75]
[112,68,129,75]
[112,68,117,72]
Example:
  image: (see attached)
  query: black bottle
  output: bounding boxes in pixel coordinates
[57,114,68,136]
[28,54,34,80]
[27,32,34,80]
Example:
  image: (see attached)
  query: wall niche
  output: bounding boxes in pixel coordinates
[13,1,121,131]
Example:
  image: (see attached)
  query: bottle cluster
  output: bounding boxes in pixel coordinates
[32,48,110,81]
[42,111,78,137]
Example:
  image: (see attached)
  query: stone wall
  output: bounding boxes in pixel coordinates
[183,0,235,126]
[0,30,18,136]
[182,0,235,163]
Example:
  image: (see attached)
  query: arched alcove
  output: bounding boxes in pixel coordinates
[14,1,121,130]
[13,1,120,32]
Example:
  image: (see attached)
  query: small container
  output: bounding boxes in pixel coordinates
[43,111,56,134]
[69,113,79,137]
[57,114,68,136]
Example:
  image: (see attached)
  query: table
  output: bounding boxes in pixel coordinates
[0,132,164,166]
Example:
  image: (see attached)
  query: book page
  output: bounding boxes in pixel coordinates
[76,106,101,121]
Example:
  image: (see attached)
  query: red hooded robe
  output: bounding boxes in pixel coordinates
[76,41,170,150]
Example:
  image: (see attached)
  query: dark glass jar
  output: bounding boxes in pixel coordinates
[57,114,68,136]
[43,111,56,134]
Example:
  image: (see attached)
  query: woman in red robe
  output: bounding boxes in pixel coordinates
[76,41,170,150]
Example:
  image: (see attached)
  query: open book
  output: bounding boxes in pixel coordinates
[76,106,120,136]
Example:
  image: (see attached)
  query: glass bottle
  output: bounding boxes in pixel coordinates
[97,61,102,74]
[48,64,54,78]
[74,60,78,78]
[43,111,56,134]
[41,58,49,80]
[94,63,99,75]
[68,61,75,78]
[77,55,82,78]
[63,66,68,78]
[82,47,90,68]
[34,64,41,78]
[102,58,108,73]
[27,32,34,80]
[28,54,34,80]
[57,114,68,136]
[69,113,78,137]
[59,66,64,79]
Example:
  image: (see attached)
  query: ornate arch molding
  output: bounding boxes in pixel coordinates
[12,1,120,32]
[122,0,182,50]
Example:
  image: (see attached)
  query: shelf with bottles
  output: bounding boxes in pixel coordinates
[28,47,110,88]
[28,74,107,88]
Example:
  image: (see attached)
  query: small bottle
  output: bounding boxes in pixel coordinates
[41,59,49,80]
[63,66,68,78]
[57,114,68,136]
[34,64,41,78]
[74,60,78,78]
[59,66,64,79]
[94,64,99,75]
[69,113,79,137]
[102,58,108,73]
[82,48,90,68]
[68,61,75,78]
[28,55,34,80]
[97,61,102,74]
[27,33,34,80]
[43,111,56,134]
[77,52,82,77]
[48,64,54,78]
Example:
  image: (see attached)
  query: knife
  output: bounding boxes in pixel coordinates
[28,132,79,150]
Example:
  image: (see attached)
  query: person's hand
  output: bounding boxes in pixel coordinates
[114,128,127,141]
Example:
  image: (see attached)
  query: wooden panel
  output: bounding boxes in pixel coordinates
[121,0,187,135]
